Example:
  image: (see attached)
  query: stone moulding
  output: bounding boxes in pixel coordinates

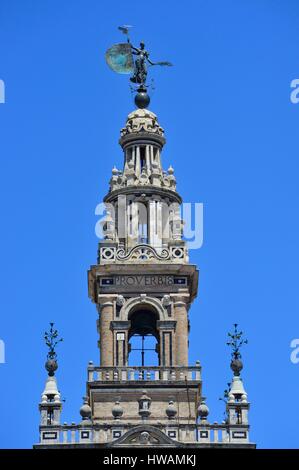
[99,244,186,264]
[117,245,169,261]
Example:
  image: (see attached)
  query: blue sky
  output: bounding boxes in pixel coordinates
[0,0,299,448]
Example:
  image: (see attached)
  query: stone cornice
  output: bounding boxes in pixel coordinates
[104,186,182,204]
[119,132,166,148]
[110,321,130,330]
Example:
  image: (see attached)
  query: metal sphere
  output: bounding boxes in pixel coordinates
[45,359,58,377]
[135,90,150,109]
[230,358,243,376]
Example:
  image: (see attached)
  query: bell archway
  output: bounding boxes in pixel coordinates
[112,296,176,367]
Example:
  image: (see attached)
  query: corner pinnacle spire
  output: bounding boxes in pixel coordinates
[39,323,64,430]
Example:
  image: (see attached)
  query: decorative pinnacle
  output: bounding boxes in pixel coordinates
[226,323,248,360]
[44,322,63,360]
[44,322,63,376]
[227,323,248,377]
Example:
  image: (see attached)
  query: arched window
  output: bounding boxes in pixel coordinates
[128,307,159,366]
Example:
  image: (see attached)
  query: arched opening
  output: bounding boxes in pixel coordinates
[137,201,148,244]
[128,307,160,367]
[140,146,146,169]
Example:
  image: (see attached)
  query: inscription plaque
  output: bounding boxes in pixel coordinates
[98,275,188,291]
[115,275,174,287]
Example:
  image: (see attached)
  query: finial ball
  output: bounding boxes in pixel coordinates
[198,399,209,419]
[135,87,150,109]
[230,358,243,376]
[45,359,58,377]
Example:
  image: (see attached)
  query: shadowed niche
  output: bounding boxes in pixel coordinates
[128,307,159,366]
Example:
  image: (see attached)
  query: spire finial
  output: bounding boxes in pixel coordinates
[80,396,92,423]
[44,322,63,376]
[226,323,248,376]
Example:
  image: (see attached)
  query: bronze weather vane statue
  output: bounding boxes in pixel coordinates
[105,25,173,108]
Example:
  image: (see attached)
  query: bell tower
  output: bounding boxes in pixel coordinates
[87,100,202,442]
[35,32,255,448]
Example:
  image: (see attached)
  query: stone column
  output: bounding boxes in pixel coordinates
[150,145,154,165]
[98,299,114,367]
[157,321,176,367]
[130,146,136,173]
[111,322,130,367]
[172,203,182,240]
[173,299,189,366]
[135,146,140,176]
[127,200,138,247]
[159,330,172,367]
[162,201,170,245]
[156,148,161,169]
[148,199,156,246]
[132,201,138,244]
[145,145,150,172]
[124,148,129,172]
[156,200,162,247]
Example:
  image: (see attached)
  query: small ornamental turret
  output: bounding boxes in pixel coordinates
[226,323,248,402]
[39,323,63,432]
[225,324,251,443]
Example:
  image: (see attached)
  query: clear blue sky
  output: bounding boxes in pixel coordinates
[0,0,298,449]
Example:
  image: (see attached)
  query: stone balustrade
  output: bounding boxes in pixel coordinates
[87,365,201,383]
[38,422,248,446]
[99,244,188,264]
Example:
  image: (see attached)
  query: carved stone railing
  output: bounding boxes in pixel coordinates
[38,424,94,446]
[37,422,250,446]
[99,244,188,264]
[87,365,201,383]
